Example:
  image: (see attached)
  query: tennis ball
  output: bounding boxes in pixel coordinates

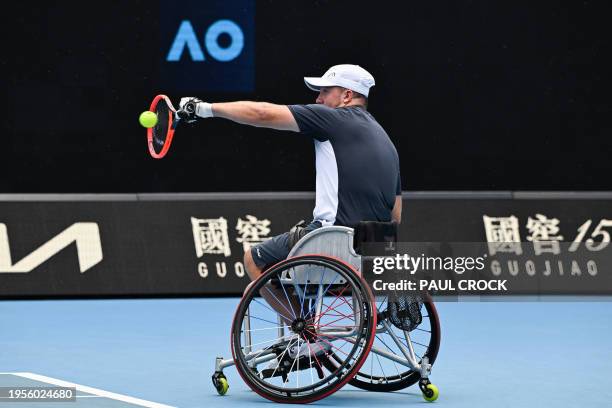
[139,111,158,128]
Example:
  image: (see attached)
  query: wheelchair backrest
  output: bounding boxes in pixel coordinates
[284,226,361,284]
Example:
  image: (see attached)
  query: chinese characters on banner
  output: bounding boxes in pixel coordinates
[191,215,272,279]
[484,214,610,255]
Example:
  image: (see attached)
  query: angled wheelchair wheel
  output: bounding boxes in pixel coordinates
[231,255,377,403]
[322,296,441,392]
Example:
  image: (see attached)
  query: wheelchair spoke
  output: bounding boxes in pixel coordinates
[314,314,355,329]
[317,325,360,331]
[317,285,350,319]
[316,311,354,320]
[414,327,431,334]
[377,296,388,311]
[249,337,299,372]
[318,303,355,321]
[241,333,296,350]
[397,326,429,349]
[242,325,291,332]
[247,314,286,326]
[331,292,355,313]
[304,274,340,318]
[398,332,428,358]
[401,338,429,350]
[328,286,353,311]
[375,352,388,382]
[267,337,298,379]
[374,334,402,378]
[305,334,315,386]
[303,329,353,358]
[292,336,300,389]
[263,284,296,321]
[252,298,293,324]
[305,338,324,371]
[277,273,298,320]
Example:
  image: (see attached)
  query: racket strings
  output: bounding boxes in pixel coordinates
[152,100,170,151]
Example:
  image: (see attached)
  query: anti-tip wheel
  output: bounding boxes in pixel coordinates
[423,383,439,402]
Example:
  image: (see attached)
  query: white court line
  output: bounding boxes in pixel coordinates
[4,372,176,408]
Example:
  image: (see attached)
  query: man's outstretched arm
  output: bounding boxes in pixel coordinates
[184,98,299,132]
[213,102,299,131]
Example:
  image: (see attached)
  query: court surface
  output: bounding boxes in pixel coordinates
[1,298,611,407]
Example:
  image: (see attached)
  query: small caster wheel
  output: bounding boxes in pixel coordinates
[216,377,229,395]
[422,383,439,402]
[212,372,229,396]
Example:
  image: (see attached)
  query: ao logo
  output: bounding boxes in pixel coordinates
[167,19,244,62]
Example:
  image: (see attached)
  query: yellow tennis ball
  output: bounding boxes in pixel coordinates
[139,111,158,128]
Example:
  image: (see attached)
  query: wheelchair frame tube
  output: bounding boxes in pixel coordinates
[215,350,279,372]
[277,313,285,338]
[314,285,324,327]
[403,328,418,364]
[381,319,419,369]
[343,336,418,370]
[244,307,253,355]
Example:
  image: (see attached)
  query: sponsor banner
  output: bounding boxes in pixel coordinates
[0,199,313,298]
[0,196,610,298]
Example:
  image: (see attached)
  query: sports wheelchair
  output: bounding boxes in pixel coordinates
[212,225,441,403]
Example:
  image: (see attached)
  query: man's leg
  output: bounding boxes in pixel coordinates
[244,248,300,326]
[243,221,322,326]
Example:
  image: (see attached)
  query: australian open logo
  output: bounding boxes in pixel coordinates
[160,0,255,92]
[166,20,244,62]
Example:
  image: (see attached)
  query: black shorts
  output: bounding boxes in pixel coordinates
[250,220,322,269]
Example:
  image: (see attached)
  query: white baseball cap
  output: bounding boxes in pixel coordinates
[304,64,375,97]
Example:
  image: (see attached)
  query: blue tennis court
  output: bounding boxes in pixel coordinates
[1,298,611,407]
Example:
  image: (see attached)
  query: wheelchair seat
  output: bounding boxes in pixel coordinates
[286,221,398,284]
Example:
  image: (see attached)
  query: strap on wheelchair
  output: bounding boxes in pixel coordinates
[287,220,310,249]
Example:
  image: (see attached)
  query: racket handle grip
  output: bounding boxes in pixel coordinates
[177,109,190,120]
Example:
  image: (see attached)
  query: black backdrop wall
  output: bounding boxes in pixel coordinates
[1,0,610,193]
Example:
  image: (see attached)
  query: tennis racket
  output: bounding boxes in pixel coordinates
[146,94,179,159]
[146,94,201,159]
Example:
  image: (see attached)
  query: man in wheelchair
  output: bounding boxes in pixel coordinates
[190,66,440,403]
